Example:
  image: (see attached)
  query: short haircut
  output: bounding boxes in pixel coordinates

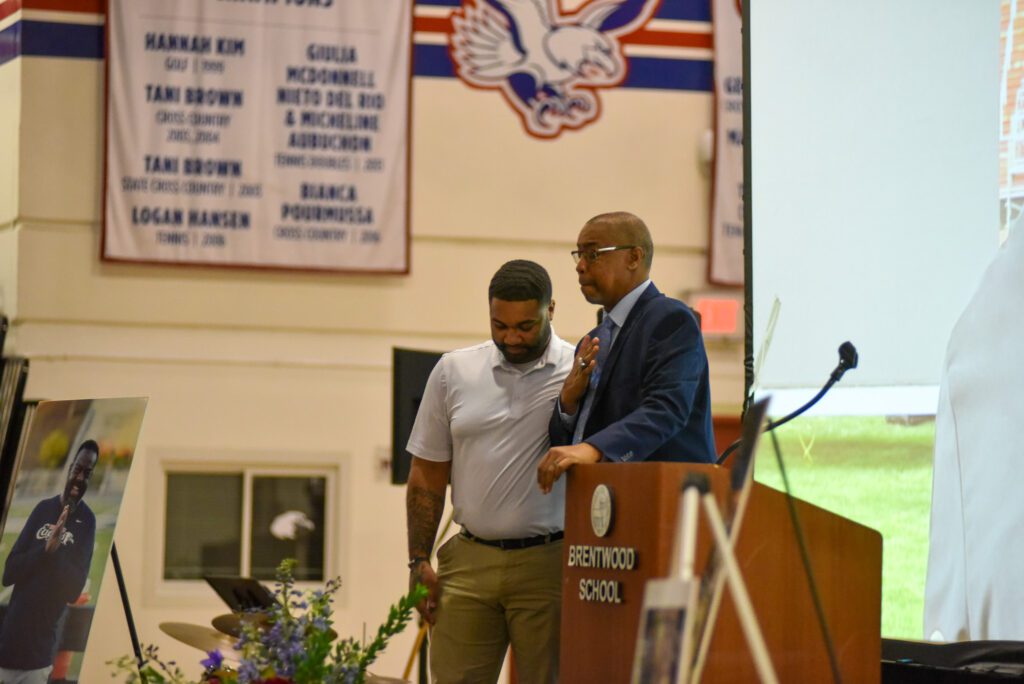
[586,211,654,268]
[489,260,552,305]
[74,439,100,466]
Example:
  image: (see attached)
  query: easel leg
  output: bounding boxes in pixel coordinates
[111,542,147,684]
[698,494,778,684]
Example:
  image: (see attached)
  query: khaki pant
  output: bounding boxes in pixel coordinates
[430,534,562,684]
[0,666,53,684]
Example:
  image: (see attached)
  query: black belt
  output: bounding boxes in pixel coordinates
[461,529,564,550]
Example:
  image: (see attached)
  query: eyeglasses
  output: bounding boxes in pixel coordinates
[570,245,637,265]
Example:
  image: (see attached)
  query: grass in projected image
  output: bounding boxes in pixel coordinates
[753,415,935,639]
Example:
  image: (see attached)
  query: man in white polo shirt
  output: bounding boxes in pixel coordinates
[405,260,574,684]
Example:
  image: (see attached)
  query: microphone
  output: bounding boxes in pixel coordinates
[831,341,858,382]
[717,342,858,466]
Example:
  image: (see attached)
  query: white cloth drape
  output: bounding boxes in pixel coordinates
[924,224,1024,641]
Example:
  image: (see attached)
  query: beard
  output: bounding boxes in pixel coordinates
[496,324,552,364]
[63,478,88,509]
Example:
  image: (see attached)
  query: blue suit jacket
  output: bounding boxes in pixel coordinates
[550,283,716,463]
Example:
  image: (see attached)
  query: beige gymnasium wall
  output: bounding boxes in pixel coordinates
[0,5,743,680]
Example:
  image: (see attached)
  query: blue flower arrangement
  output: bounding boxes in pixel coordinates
[110,559,427,684]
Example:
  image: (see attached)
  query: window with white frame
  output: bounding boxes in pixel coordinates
[163,467,332,582]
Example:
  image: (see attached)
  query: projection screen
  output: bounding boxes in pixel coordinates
[748,0,1000,415]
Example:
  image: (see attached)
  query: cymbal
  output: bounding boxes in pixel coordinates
[159,622,240,661]
[211,612,269,637]
[212,612,337,641]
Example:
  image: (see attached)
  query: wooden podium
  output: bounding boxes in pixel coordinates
[560,463,882,683]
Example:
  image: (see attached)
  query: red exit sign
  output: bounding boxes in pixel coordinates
[693,296,741,337]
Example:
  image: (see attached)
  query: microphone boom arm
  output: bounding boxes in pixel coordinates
[717,342,858,466]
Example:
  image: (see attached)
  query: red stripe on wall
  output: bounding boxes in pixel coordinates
[23,0,102,13]
[414,15,451,33]
[628,28,712,49]
[413,15,712,50]
[0,0,24,23]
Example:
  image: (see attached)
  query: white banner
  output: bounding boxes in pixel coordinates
[709,0,743,286]
[104,0,411,273]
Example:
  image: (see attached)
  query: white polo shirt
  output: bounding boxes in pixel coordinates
[407,332,575,539]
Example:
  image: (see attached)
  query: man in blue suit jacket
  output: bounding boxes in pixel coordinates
[538,211,716,493]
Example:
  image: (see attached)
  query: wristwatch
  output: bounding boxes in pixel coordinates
[408,556,429,571]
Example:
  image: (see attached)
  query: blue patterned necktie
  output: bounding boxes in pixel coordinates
[573,316,617,444]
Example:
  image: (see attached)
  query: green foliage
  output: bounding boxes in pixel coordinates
[754,415,935,638]
[332,583,427,682]
[38,429,70,468]
[108,645,191,684]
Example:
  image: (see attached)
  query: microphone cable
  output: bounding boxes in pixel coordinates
[714,341,859,679]
[767,426,843,684]
[718,342,858,466]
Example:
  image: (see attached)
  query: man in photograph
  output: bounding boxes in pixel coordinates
[0,440,98,684]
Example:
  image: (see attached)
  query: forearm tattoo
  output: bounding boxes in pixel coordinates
[407,485,445,558]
